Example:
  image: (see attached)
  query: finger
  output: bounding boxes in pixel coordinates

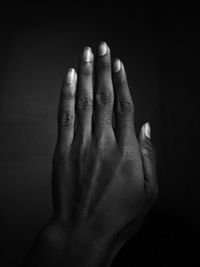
[139,122,158,196]
[75,47,94,144]
[113,59,135,147]
[94,42,114,137]
[56,68,77,155]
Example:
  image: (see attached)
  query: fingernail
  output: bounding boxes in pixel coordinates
[83,47,93,63]
[113,59,121,73]
[67,68,75,84]
[99,41,107,56]
[144,122,151,139]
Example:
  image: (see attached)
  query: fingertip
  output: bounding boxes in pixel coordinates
[139,123,154,158]
[144,122,151,139]
[139,123,156,165]
[139,124,157,186]
[82,46,94,63]
[113,59,128,85]
[113,58,122,73]
[140,122,151,141]
[61,68,77,99]
[66,68,76,84]
[99,41,108,56]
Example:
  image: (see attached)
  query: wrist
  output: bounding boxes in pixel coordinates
[40,219,123,267]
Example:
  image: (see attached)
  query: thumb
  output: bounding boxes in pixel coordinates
[139,122,157,191]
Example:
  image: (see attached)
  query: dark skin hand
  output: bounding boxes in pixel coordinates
[23,42,158,267]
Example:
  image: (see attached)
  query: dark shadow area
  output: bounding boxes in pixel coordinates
[112,211,199,266]
[0,3,199,266]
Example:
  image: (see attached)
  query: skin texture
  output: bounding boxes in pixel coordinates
[23,42,158,267]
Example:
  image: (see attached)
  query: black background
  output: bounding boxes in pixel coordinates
[0,3,199,266]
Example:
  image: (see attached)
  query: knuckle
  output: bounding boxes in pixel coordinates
[80,65,93,76]
[61,88,75,100]
[116,100,133,114]
[96,90,113,106]
[98,118,112,129]
[118,118,135,129]
[142,143,156,159]
[96,143,108,158]
[58,110,74,127]
[77,97,93,111]
[95,137,109,158]
[97,60,110,70]
[96,143,105,155]
[115,75,127,87]
[121,145,135,160]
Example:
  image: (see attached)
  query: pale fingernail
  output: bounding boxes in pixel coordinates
[67,68,75,84]
[99,41,107,56]
[83,47,93,63]
[144,122,151,139]
[113,59,121,73]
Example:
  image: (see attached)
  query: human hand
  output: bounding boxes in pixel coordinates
[49,42,158,266]
[24,42,158,267]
